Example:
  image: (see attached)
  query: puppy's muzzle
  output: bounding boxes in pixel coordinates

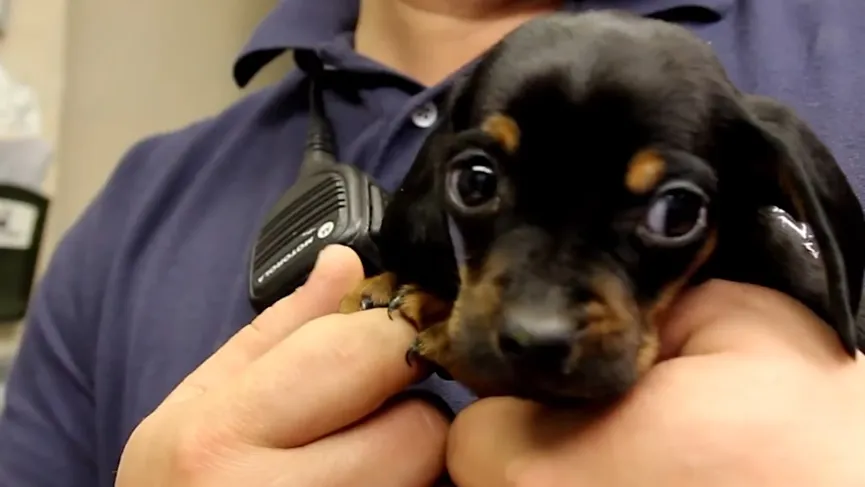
[497,307,575,375]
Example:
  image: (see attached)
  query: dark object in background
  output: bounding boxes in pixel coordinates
[338,10,865,406]
[247,51,389,313]
[0,184,49,323]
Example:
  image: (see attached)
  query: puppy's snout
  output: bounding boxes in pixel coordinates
[497,309,574,373]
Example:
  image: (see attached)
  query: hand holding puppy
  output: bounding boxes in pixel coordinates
[448,280,865,487]
[115,246,449,487]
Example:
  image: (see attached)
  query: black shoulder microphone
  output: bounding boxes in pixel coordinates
[247,50,390,313]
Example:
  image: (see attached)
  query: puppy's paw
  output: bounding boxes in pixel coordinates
[339,274,453,331]
[405,322,454,380]
[339,273,397,313]
[386,285,453,332]
[342,275,454,381]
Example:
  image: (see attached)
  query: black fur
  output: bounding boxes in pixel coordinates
[363,10,865,402]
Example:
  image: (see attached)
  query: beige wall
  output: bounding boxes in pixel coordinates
[47,0,292,265]
[0,0,292,344]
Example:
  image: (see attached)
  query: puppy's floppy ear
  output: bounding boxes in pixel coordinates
[718,94,865,356]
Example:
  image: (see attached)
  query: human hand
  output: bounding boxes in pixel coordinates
[448,280,865,487]
[115,245,449,487]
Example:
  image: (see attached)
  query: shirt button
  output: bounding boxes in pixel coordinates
[411,102,438,128]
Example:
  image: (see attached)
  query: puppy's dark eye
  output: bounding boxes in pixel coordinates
[447,149,499,210]
[638,181,708,246]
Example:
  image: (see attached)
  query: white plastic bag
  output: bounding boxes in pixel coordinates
[0,61,51,194]
[0,62,42,139]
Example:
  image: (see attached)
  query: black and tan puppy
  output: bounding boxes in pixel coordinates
[340,10,865,405]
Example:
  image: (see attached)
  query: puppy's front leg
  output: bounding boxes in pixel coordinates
[341,274,455,378]
[405,321,451,368]
[339,272,398,313]
[340,274,453,331]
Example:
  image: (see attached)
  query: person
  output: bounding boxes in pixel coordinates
[1,0,864,485]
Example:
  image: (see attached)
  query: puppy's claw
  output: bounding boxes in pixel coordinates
[404,336,453,380]
[405,337,422,366]
[387,294,405,320]
[339,273,397,314]
[359,295,377,311]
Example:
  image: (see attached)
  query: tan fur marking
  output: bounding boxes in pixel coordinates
[635,329,660,374]
[339,272,397,314]
[630,230,718,372]
[585,273,640,337]
[584,301,608,322]
[452,253,507,334]
[339,273,453,333]
[562,272,644,381]
[645,228,719,327]
[434,258,506,378]
[411,264,507,398]
[428,276,516,398]
[481,113,521,154]
[416,319,503,398]
[446,266,473,340]
[625,149,666,194]
[393,285,453,332]
[414,322,452,361]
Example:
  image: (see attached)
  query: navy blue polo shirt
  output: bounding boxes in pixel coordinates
[1,1,864,485]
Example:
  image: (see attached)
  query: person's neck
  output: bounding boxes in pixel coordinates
[355,0,564,87]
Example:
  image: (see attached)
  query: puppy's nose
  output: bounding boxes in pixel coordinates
[497,312,573,372]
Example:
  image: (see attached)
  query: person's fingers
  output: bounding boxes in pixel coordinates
[148,396,450,487]
[449,280,864,487]
[447,397,571,487]
[164,245,365,405]
[657,279,850,363]
[265,397,451,487]
[201,307,428,448]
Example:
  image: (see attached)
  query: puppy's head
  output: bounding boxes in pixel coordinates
[427,11,864,404]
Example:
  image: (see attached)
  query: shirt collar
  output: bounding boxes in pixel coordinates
[233,0,733,88]
[233,0,359,87]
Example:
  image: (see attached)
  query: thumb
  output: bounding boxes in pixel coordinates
[267,244,366,318]
[159,245,365,405]
[657,279,849,362]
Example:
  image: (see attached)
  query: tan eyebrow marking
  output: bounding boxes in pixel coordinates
[625,149,666,194]
[481,113,521,154]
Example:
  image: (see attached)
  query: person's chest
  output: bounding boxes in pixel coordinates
[93,2,865,470]
[90,77,473,469]
[696,1,865,200]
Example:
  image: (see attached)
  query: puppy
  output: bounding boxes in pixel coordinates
[339,10,865,405]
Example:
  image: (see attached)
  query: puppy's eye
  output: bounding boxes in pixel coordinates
[447,149,499,210]
[638,181,708,246]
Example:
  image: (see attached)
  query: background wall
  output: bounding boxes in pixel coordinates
[46,0,291,263]
[0,0,292,390]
